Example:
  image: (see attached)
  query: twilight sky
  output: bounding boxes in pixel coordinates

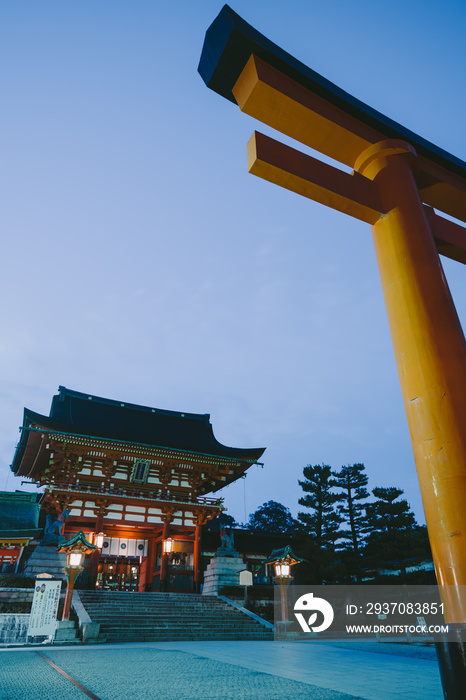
[1,0,466,526]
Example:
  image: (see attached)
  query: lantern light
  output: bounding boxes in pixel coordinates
[69,552,83,567]
[95,531,105,549]
[163,537,174,554]
[274,562,291,578]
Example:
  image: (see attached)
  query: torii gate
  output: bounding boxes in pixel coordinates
[199,5,466,692]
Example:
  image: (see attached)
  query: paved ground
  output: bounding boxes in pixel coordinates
[0,640,443,700]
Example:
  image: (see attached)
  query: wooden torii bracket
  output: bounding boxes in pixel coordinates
[199,6,466,623]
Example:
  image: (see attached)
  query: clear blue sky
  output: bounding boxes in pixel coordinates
[1,1,466,526]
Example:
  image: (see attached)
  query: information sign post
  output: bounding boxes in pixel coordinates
[26,578,61,643]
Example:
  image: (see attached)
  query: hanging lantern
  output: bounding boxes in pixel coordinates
[274,562,291,578]
[163,537,174,554]
[95,531,105,549]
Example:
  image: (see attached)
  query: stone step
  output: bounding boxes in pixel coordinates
[82,609,268,619]
[80,607,252,615]
[79,607,251,615]
[84,611,247,616]
[97,621,264,629]
[80,601,231,607]
[81,603,246,608]
[84,604,247,608]
[99,627,271,635]
[95,620,266,629]
[79,593,209,599]
[84,617,246,623]
[80,612,253,620]
[103,630,271,636]
[79,601,224,607]
[82,610,268,621]
[79,591,272,643]
[102,636,271,643]
[102,637,270,641]
[95,620,269,628]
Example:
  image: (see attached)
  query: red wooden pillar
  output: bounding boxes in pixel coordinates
[159,520,171,592]
[88,514,104,589]
[193,519,202,593]
[62,567,79,621]
[145,536,157,591]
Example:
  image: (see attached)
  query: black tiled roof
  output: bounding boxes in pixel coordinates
[14,386,265,465]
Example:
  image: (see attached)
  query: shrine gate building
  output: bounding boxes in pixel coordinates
[11,387,265,592]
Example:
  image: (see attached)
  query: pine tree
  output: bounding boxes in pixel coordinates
[366,486,415,530]
[296,464,343,583]
[297,464,342,552]
[333,463,370,556]
[364,486,422,573]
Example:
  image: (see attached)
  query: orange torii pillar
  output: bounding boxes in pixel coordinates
[199,6,466,696]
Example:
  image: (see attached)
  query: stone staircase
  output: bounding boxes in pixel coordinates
[78,591,273,643]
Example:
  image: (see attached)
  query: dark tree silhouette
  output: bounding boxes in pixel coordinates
[296,464,343,583]
[247,500,295,534]
[364,486,426,574]
[333,463,370,556]
[297,464,342,552]
[207,512,238,529]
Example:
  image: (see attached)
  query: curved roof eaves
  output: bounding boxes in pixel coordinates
[17,388,265,463]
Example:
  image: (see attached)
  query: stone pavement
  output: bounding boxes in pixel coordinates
[0,640,443,700]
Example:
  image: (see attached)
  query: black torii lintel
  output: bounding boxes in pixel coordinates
[198,4,466,182]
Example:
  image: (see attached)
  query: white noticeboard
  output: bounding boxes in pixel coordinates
[27,579,61,638]
[239,569,253,587]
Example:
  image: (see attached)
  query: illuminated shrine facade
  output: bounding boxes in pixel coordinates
[11,387,265,591]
